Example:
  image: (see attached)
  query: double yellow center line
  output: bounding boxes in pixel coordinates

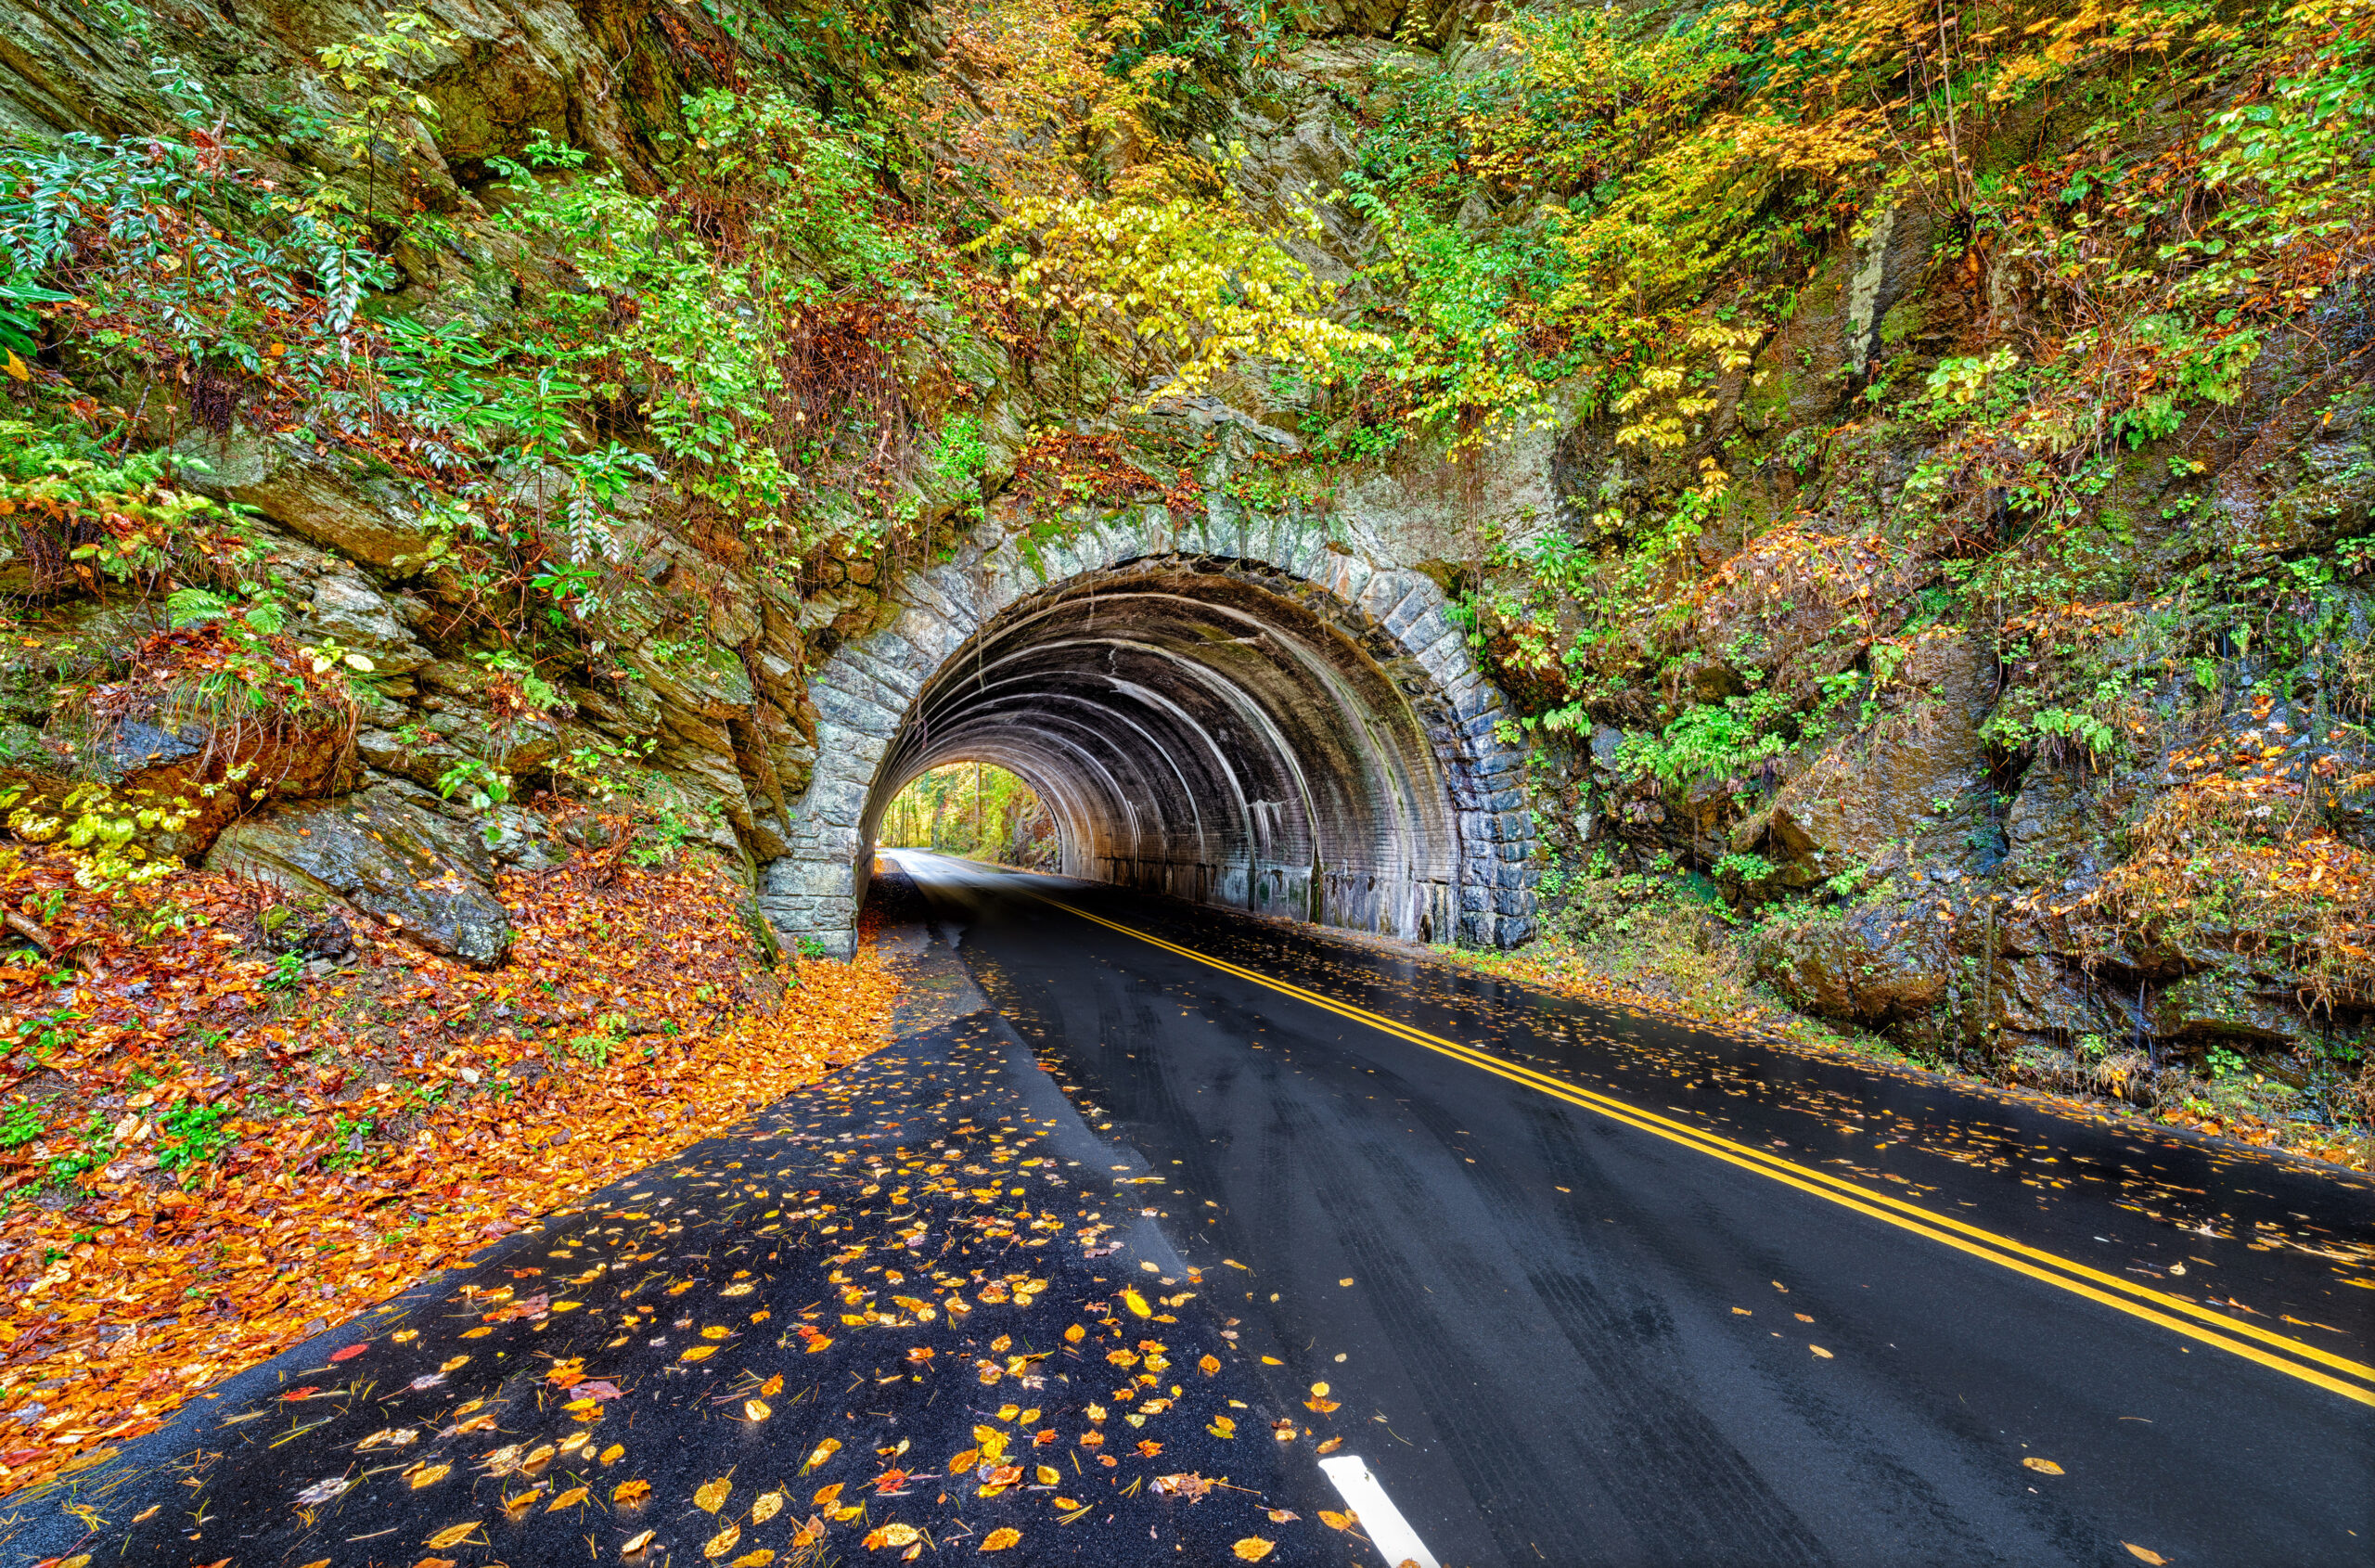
[1034,892,2375,1409]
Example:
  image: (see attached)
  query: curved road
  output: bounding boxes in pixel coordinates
[892,851,2375,1568]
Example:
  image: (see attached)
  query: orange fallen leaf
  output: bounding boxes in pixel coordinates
[1232,1539,1275,1561]
[980,1527,1021,1551]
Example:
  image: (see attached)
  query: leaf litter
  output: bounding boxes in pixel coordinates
[8,866,1346,1563]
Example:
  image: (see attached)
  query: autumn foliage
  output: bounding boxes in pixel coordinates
[0,837,896,1497]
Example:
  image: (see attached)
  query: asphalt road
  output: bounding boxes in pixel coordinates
[892,851,2375,1568]
[18,892,1353,1568]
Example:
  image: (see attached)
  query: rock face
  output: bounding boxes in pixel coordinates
[205,786,514,966]
[1745,631,1996,889]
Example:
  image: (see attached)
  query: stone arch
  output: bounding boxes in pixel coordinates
[759,509,1534,957]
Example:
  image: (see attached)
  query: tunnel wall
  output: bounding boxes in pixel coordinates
[758,508,1535,958]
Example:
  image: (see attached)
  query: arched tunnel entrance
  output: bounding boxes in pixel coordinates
[760,541,1536,957]
[859,558,1462,940]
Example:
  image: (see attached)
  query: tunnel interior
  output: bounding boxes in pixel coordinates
[856,556,1470,944]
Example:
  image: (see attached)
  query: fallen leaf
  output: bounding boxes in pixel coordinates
[760,1373,785,1396]
[408,1463,452,1490]
[1319,1510,1356,1531]
[599,1444,626,1465]
[695,1476,732,1512]
[1315,1436,1342,1454]
[815,1483,845,1508]
[330,1343,369,1362]
[730,1554,777,1568]
[2123,1547,2168,1565]
[1809,1345,1833,1358]
[613,1479,653,1506]
[423,1522,480,1550]
[1199,1354,1220,1376]
[681,1345,718,1362]
[802,1437,842,1473]
[863,1523,920,1549]
[548,1485,589,1512]
[744,1398,772,1421]
[704,1523,742,1559]
[622,1528,656,1555]
[1232,1538,1276,1561]
[752,1489,785,1523]
[1036,1465,1060,1485]
[1121,1288,1150,1317]
[980,1527,1021,1551]
[2022,1458,2064,1475]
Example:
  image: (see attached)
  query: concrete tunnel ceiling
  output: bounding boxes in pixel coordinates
[857,557,1476,945]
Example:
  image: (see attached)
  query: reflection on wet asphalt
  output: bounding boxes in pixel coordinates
[16,885,1354,1568]
[901,852,2374,1568]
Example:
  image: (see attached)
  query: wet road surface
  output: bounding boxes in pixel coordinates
[898,852,2375,1568]
[13,898,1356,1568]
[19,855,2372,1568]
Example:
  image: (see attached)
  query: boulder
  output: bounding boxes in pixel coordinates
[1744,630,1995,886]
[204,784,512,965]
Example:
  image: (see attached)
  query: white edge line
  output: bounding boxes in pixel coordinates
[1318,1453,1441,1568]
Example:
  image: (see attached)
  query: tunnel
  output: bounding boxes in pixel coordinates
[853,555,1483,944]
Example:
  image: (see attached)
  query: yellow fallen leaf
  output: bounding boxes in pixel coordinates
[427,1522,481,1549]
[548,1485,589,1511]
[1260,1356,1283,1365]
[2124,1547,2168,1566]
[815,1483,846,1509]
[622,1528,656,1555]
[392,1329,419,1342]
[745,1398,773,1421]
[1036,1465,1060,1485]
[613,1479,653,1505]
[1064,1323,1085,1343]
[599,1444,626,1465]
[1310,1382,1330,1395]
[2022,1458,2064,1475]
[439,1355,470,1373]
[408,1463,452,1489]
[1318,1510,1355,1531]
[681,1345,718,1362]
[761,1373,785,1396]
[802,1437,841,1473]
[704,1523,742,1559]
[1338,1278,1354,1287]
[752,1489,785,1523]
[863,1522,921,1549]
[461,1326,494,1338]
[1233,1538,1276,1561]
[1809,1345,1833,1358]
[949,1447,982,1474]
[1121,1288,1151,1317]
[695,1477,733,1513]
[731,1553,777,1568]
[1199,1354,1220,1376]
[703,1326,731,1340]
[980,1526,1021,1551]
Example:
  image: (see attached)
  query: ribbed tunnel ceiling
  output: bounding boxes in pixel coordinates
[860,558,1466,943]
